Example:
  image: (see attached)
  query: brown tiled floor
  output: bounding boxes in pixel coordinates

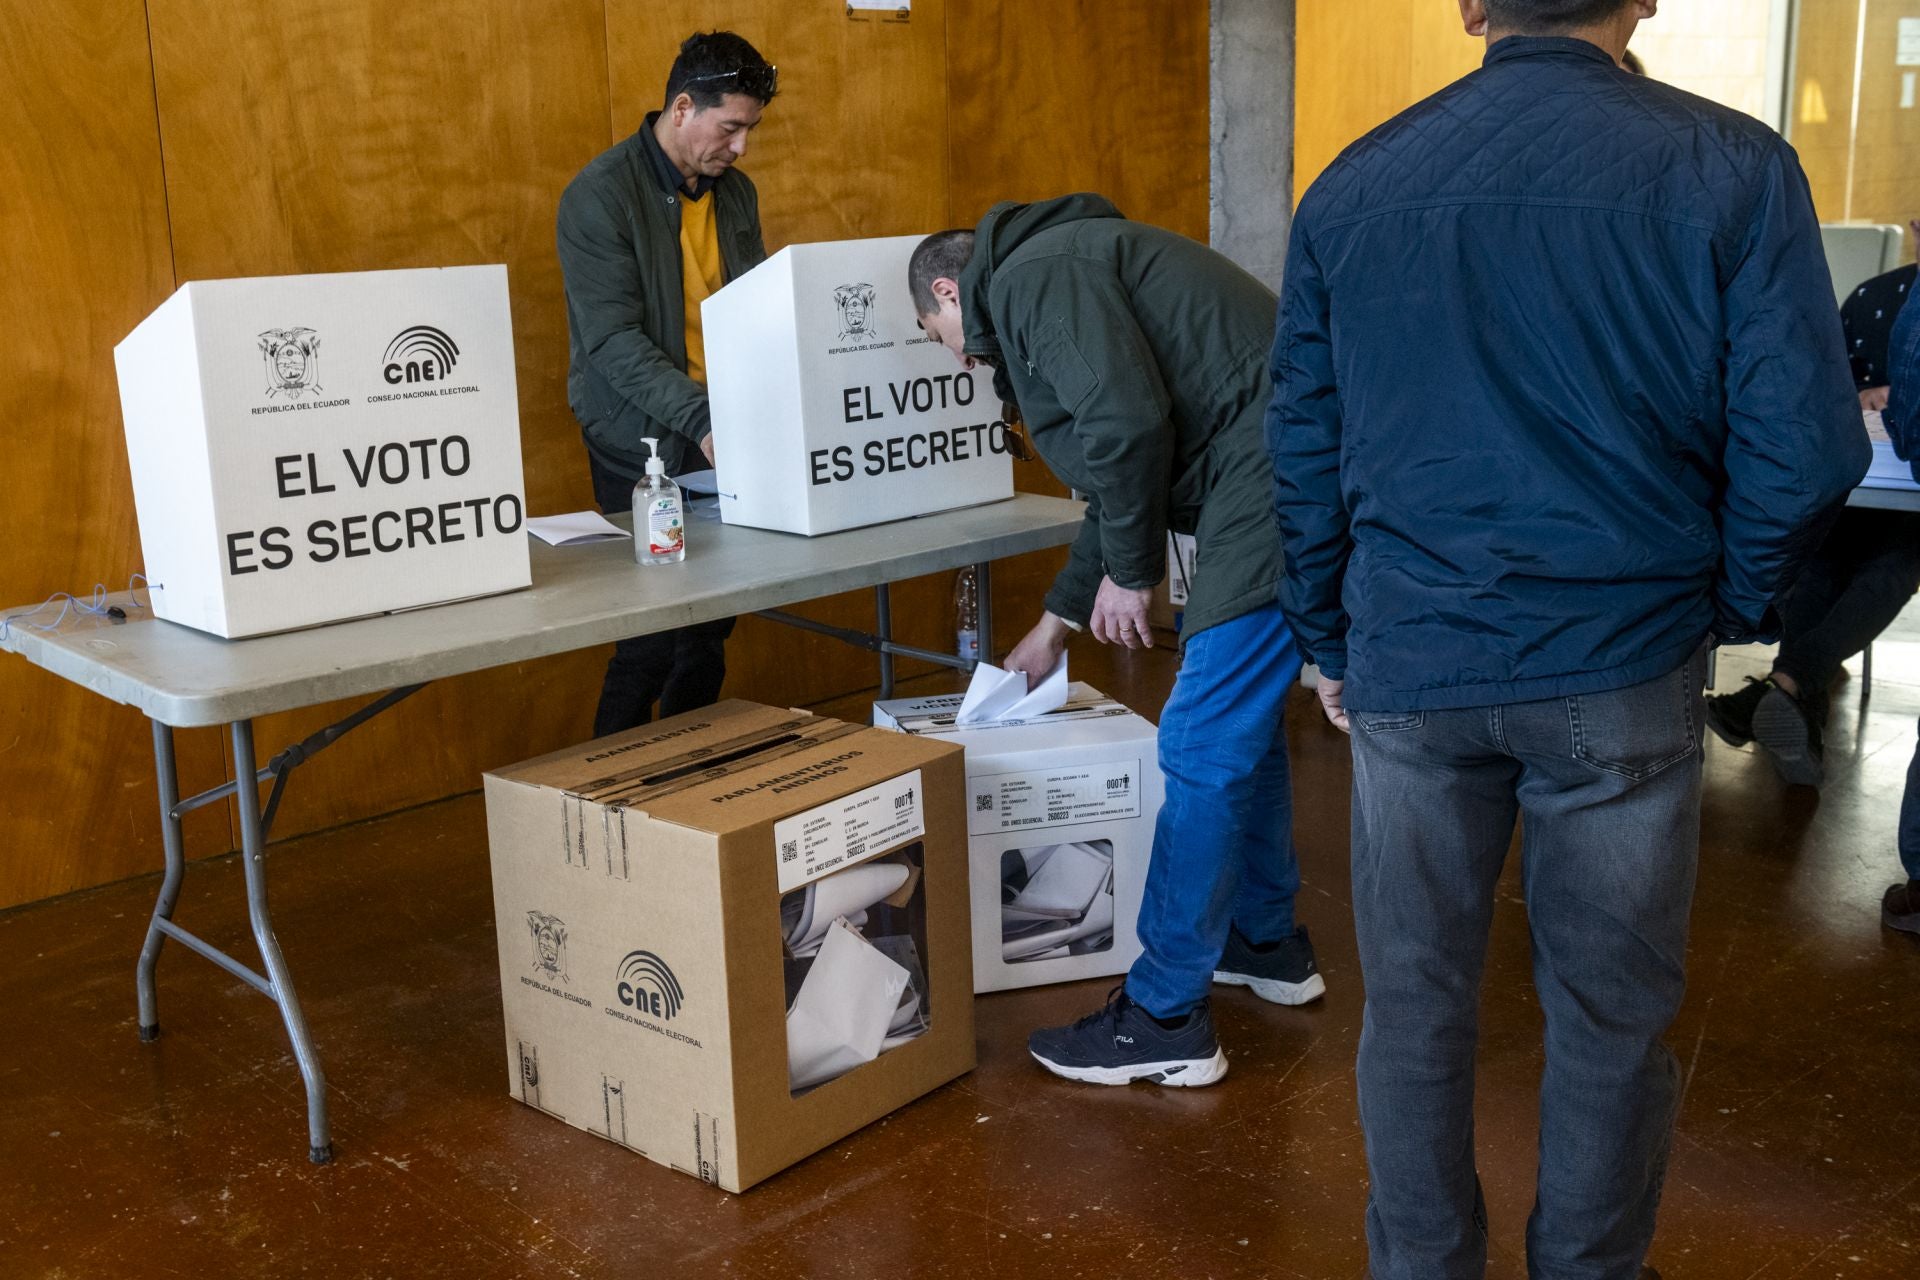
[2,633,1917,1278]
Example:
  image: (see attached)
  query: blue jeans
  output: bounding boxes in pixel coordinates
[1124,601,1305,1018]
[1349,648,1706,1280]
[1900,721,1920,882]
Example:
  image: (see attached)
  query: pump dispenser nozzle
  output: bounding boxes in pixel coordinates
[642,436,667,478]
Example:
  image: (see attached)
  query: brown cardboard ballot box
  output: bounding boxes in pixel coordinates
[485,701,973,1192]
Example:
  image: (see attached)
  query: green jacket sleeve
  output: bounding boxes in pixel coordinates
[1042,496,1106,627]
[556,179,712,448]
[1019,261,1172,594]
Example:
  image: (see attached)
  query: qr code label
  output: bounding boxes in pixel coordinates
[974,794,994,813]
[780,840,799,863]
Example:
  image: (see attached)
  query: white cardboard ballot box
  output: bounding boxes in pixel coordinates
[874,683,1163,994]
[702,235,1016,536]
[113,265,531,638]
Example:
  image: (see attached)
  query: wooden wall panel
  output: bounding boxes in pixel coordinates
[1835,0,1920,227]
[1407,3,1487,103]
[1295,0,1481,202]
[945,0,1212,239]
[1790,0,1863,222]
[142,0,616,839]
[1786,0,1920,229]
[0,2,232,908]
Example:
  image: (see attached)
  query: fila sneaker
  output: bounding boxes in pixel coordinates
[1213,923,1327,1006]
[1027,987,1227,1087]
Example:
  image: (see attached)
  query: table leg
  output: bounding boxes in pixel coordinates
[974,560,994,664]
[875,584,895,700]
[136,720,188,1042]
[229,719,334,1164]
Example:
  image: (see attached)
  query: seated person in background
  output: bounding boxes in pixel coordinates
[1706,244,1920,786]
[1877,283,1920,936]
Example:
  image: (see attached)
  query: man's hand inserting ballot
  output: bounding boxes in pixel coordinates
[1004,612,1072,690]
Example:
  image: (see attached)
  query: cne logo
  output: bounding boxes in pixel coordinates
[258,327,324,399]
[615,949,685,1020]
[382,324,460,385]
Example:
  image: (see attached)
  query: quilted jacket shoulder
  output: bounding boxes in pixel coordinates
[1268,36,1868,712]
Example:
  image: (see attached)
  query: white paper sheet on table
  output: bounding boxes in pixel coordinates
[955,655,1068,725]
[786,919,911,1091]
[525,511,630,546]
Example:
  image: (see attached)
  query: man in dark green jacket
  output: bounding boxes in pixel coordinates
[556,31,772,735]
[908,194,1321,1087]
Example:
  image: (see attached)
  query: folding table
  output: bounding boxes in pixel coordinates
[0,494,1084,1163]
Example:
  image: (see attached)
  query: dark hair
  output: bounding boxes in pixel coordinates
[908,230,976,315]
[1484,0,1631,32]
[663,31,777,112]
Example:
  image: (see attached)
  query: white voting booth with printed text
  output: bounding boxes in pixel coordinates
[702,235,1016,536]
[114,265,531,639]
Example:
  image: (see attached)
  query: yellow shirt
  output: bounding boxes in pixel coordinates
[679,191,726,385]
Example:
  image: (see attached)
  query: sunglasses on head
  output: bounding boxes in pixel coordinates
[685,63,778,100]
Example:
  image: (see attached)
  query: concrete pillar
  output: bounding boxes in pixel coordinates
[1210,0,1295,293]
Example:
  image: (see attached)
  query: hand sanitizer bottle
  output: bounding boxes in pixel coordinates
[634,437,686,565]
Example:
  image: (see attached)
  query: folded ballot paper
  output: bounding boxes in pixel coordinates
[786,920,911,1092]
[781,854,931,1094]
[954,655,1069,725]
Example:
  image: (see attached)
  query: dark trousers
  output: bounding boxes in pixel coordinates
[1349,648,1707,1279]
[1773,508,1920,717]
[588,452,735,737]
[1901,723,1920,881]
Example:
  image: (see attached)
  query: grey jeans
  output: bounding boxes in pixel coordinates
[1350,648,1706,1279]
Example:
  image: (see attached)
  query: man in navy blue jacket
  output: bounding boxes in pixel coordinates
[1268,1,1868,1275]
[1876,294,1920,937]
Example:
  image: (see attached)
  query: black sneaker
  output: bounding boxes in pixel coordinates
[1751,685,1825,787]
[1027,987,1227,1087]
[1885,880,1920,936]
[1214,924,1327,1005]
[1705,676,1773,747]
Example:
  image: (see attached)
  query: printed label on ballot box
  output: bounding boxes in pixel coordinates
[774,770,926,893]
[968,759,1143,836]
